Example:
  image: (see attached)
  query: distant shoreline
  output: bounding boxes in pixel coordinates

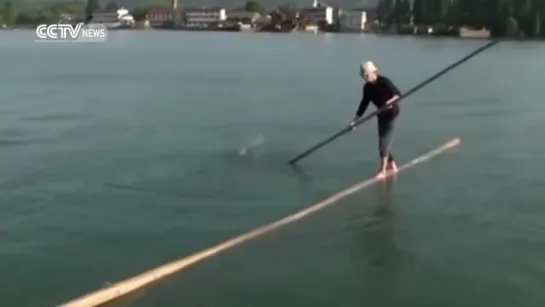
[2,27,544,42]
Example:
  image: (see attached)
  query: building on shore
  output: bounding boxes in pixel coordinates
[89,7,135,29]
[225,10,262,29]
[299,0,339,32]
[146,8,181,29]
[339,10,367,32]
[182,7,227,29]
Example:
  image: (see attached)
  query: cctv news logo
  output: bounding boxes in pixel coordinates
[35,23,108,43]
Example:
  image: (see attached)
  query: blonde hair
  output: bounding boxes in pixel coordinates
[360,61,378,74]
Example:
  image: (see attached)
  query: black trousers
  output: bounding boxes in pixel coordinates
[377,115,396,163]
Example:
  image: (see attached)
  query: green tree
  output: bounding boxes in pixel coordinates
[86,0,100,19]
[421,0,443,24]
[533,10,541,37]
[278,3,293,13]
[499,0,515,17]
[104,2,119,12]
[458,0,478,26]
[130,5,149,21]
[2,0,15,26]
[377,0,394,25]
[278,3,295,17]
[498,0,514,16]
[413,0,440,24]
[459,0,499,27]
[504,16,519,36]
[245,0,266,14]
[368,0,545,37]
[394,0,402,24]
[129,4,168,21]
[515,0,533,36]
[393,0,411,25]
[488,0,513,36]
[15,8,58,25]
[541,6,545,37]
[412,0,424,24]
[439,0,451,20]
[445,0,461,25]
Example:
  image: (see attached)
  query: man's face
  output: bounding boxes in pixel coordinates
[360,68,377,83]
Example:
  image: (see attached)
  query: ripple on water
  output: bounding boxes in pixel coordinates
[20,113,89,123]
[0,138,48,148]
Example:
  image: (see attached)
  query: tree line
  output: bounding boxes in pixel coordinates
[377,0,545,38]
[0,0,160,25]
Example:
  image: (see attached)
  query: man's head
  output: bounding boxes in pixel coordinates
[360,61,378,83]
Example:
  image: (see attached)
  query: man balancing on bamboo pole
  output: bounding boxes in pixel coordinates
[349,61,401,179]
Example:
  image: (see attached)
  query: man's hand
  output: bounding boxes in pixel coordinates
[349,116,359,129]
[385,95,400,108]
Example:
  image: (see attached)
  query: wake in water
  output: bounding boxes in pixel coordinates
[239,134,264,159]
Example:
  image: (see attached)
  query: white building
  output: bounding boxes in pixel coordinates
[226,11,261,23]
[89,7,134,29]
[184,8,227,24]
[300,6,336,25]
[339,10,367,32]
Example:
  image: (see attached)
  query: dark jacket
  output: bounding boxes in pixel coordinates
[356,75,401,120]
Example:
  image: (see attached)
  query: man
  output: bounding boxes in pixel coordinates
[350,61,401,179]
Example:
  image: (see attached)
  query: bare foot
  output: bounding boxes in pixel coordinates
[388,162,398,173]
[375,170,387,179]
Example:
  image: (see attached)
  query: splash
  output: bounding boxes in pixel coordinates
[239,134,264,158]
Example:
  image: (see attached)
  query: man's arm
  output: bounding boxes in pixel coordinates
[384,78,401,106]
[385,94,400,107]
[354,86,370,119]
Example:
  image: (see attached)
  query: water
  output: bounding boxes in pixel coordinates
[0,31,544,307]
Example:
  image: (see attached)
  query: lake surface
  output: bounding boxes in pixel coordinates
[0,30,544,307]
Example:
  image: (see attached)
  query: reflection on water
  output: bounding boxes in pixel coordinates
[377,175,397,211]
[360,176,399,270]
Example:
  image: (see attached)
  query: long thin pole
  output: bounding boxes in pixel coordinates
[60,137,461,307]
[288,40,499,165]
